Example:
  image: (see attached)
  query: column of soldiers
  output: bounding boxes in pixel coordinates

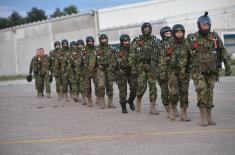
[28,12,232,126]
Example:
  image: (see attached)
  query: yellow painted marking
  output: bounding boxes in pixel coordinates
[0,129,234,145]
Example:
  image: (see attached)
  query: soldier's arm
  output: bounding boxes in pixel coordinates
[29,57,34,75]
[214,33,231,75]
[88,52,96,71]
[129,39,138,74]
[180,42,190,74]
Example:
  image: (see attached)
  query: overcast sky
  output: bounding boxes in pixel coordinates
[0,0,149,18]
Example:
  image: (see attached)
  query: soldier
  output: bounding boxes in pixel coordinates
[76,39,86,105]
[156,26,173,117]
[50,41,63,99]
[129,23,158,115]
[116,34,137,113]
[166,24,190,121]
[95,34,117,109]
[61,39,71,102]
[29,48,51,98]
[64,41,79,102]
[81,36,97,107]
[183,12,231,126]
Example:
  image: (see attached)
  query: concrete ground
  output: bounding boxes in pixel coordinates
[0,77,235,155]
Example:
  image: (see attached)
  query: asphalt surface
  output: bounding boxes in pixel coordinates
[0,77,235,155]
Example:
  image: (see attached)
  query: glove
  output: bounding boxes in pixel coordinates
[26,74,32,82]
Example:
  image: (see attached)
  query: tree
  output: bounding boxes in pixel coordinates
[50,8,65,18]
[26,7,47,22]
[8,11,25,27]
[0,18,10,29]
[63,5,78,15]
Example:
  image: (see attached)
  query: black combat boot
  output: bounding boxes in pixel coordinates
[128,98,135,111]
[120,102,128,113]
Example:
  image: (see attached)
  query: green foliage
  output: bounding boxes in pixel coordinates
[63,5,78,15]
[0,5,79,30]
[50,8,65,18]
[26,7,47,23]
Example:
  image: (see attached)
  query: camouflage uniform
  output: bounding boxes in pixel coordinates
[116,34,137,113]
[95,34,117,109]
[76,40,86,104]
[129,23,158,115]
[73,46,83,102]
[29,49,51,97]
[60,40,72,102]
[166,24,190,121]
[156,26,172,117]
[81,44,96,107]
[50,41,63,99]
[182,12,231,126]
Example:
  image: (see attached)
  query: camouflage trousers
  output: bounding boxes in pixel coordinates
[168,70,190,108]
[92,71,98,97]
[34,73,51,93]
[137,69,157,102]
[157,78,169,107]
[117,70,137,103]
[191,70,216,108]
[72,73,85,97]
[62,73,74,95]
[84,72,98,98]
[96,68,114,97]
[54,73,63,93]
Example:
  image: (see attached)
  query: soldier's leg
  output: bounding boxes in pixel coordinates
[35,75,42,97]
[118,75,128,113]
[68,81,73,99]
[192,73,208,126]
[85,75,93,107]
[205,74,216,125]
[92,71,99,104]
[127,73,137,111]
[179,74,190,121]
[55,76,62,99]
[80,74,86,105]
[147,71,158,115]
[158,79,170,116]
[44,73,51,98]
[69,75,78,102]
[168,72,180,120]
[62,76,69,102]
[135,71,147,112]
[106,72,115,108]
[97,69,106,109]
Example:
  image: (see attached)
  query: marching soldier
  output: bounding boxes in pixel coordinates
[116,34,136,113]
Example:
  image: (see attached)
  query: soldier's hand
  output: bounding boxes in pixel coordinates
[225,68,232,76]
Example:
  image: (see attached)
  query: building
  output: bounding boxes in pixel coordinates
[0,0,234,76]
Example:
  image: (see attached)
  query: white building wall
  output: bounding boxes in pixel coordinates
[0,13,96,76]
[98,0,235,30]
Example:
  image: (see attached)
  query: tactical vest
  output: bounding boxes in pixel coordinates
[168,39,188,70]
[134,35,156,64]
[116,45,130,71]
[188,32,218,74]
[96,45,114,68]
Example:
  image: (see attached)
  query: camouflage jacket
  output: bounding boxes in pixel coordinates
[74,47,83,79]
[49,48,61,74]
[167,38,191,74]
[81,45,96,73]
[156,37,173,80]
[29,54,51,76]
[54,49,65,77]
[95,44,117,72]
[182,31,231,75]
[129,35,158,73]
[60,47,72,77]
[116,45,131,72]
